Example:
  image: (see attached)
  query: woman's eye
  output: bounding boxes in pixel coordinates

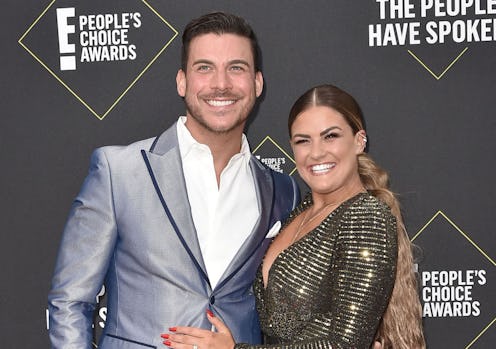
[324,132,339,140]
[293,139,308,145]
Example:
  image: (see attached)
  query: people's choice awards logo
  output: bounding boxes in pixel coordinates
[56,9,143,71]
[19,0,178,120]
[412,211,495,348]
[422,269,486,317]
[369,0,496,79]
[253,136,296,175]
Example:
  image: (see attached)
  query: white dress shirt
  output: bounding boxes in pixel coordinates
[176,117,259,288]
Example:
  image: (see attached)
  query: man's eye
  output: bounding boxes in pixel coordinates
[230,65,245,72]
[197,65,211,72]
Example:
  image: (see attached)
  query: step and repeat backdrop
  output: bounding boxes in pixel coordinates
[1,0,494,347]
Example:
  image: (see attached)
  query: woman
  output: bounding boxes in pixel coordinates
[162,85,425,349]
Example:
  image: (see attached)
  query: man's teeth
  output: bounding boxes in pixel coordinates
[207,100,235,107]
[311,163,335,172]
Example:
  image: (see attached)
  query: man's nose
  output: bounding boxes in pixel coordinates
[211,70,232,91]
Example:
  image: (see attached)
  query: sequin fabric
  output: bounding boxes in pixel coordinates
[236,192,397,349]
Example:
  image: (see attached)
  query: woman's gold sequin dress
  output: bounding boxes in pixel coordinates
[236,192,397,349]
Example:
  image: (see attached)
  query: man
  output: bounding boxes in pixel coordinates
[48,12,300,348]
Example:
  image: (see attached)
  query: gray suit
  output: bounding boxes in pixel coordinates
[48,123,300,349]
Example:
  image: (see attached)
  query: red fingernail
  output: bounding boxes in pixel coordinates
[163,340,171,346]
[161,334,169,339]
[168,327,176,332]
[206,309,214,317]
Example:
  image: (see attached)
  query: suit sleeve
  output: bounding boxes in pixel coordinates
[272,172,301,220]
[48,147,118,349]
[289,176,301,210]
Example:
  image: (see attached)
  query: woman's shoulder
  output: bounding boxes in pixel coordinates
[339,193,398,251]
[349,192,395,218]
[340,192,397,235]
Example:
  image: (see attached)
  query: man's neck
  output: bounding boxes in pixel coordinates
[210,136,243,186]
[185,121,246,186]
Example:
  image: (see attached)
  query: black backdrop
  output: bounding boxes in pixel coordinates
[1,1,494,347]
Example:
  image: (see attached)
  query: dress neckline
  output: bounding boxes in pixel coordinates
[261,191,369,290]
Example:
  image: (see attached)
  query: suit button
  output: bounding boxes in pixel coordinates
[210,295,215,305]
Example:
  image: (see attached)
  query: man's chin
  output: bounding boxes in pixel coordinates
[206,124,239,134]
[198,118,244,134]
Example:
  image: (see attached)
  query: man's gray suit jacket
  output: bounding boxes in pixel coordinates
[48,123,300,349]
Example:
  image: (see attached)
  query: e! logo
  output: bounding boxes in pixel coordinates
[56,7,76,71]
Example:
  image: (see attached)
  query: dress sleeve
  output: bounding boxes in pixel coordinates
[236,202,398,349]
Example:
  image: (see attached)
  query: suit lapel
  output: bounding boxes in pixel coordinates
[141,124,210,288]
[214,158,274,291]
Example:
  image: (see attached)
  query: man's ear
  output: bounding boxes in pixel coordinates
[176,69,186,97]
[255,71,264,97]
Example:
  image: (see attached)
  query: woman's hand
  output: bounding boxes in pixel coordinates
[161,309,235,349]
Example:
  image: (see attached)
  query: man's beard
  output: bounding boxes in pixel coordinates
[184,93,251,134]
[186,106,246,134]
